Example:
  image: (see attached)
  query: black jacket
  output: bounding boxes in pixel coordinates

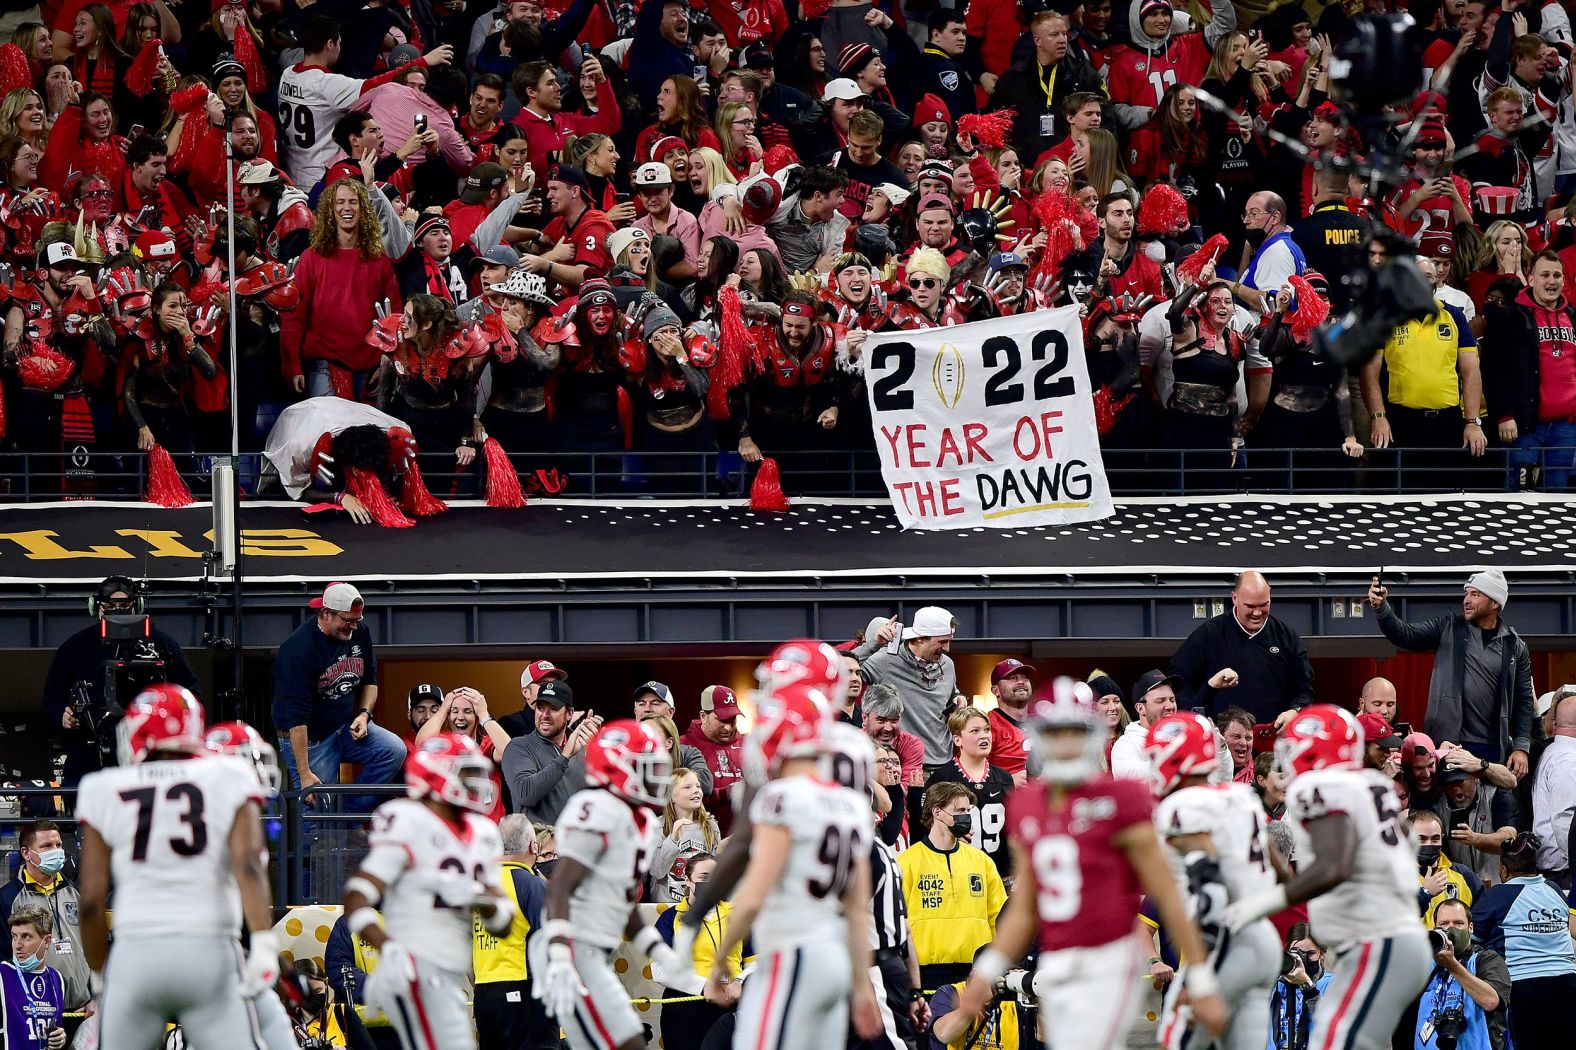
[987,51,1108,164]
[1480,290,1576,431]
[1291,200,1372,314]
[1170,612,1315,723]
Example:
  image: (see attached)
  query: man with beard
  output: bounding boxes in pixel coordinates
[1066,194,1165,302]
[731,289,865,468]
[518,164,612,291]
[3,240,113,491]
[817,252,882,329]
[986,659,1033,781]
[237,160,314,264]
[396,214,469,302]
[681,685,747,811]
[873,246,950,330]
[168,90,269,209]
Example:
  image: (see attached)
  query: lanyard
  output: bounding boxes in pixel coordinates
[1037,62,1059,106]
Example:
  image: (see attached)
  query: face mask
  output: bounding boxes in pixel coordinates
[1445,927,1472,955]
[302,990,327,1014]
[1302,956,1321,979]
[1244,227,1269,249]
[949,812,974,838]
[31,848,66,875]
[536,859,557,878]
[15,950,44,973]
[1417,844,1442,869]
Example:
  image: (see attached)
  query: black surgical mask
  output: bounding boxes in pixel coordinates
[1417,844,1442,870]
[302,990,327,1014]
[1244,227,1269,250]
[536,859,557,878]
[949,812,973,838]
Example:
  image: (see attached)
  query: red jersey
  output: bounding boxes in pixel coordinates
[1106,35,1212,111]
[542,207,615,282]
[708,0,789,47]
[1006,773,1152,952]
[987,709,1026,778]
[1385,174,1471,256]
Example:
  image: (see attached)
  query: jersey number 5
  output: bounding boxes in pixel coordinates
[1369,786,1402,847]
[119,783,207,861]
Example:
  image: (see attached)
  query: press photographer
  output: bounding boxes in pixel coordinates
[927,952,1033,1050]
[1413,899,1510,1050]
[41,576,197,786]
[1267,924,1332,1050]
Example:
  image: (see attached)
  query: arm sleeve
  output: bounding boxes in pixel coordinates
[1289,633,1315,706]
[1375,606,1450,652]
[1510,640,1535,753]
[985,861,1007,920]
[516,868,545,931]
[358,840,413,886]
[470,191,531,253]
[270,641,314,732]
[681,745,715,795]
[369,185,412,260]
[556,824,610,869]
[1169,627,1218,714]
[878,784,905,845]
[1203,0,1238,48]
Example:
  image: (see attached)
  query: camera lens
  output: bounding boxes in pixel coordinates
[1280,949,1302,976]
[1428,928,1450,953]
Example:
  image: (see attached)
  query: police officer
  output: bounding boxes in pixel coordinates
[1291,166,1371,313]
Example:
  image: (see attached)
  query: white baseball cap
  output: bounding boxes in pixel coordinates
[309,582,364,612]
[822,78,867,103]
[902,605,956,639]
[633,162,674,188]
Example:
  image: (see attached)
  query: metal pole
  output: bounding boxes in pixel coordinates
[223,125,246,722]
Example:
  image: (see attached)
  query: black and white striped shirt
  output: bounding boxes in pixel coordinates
[870,838,910,953]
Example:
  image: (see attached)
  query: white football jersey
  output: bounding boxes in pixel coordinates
[556,789,659,949]
[359,798,503,972]
[76,755,262,938]
[275,64,366,188]
[1285,768,1420,948]
[1156,782,1277,901]
[749,775,872,953]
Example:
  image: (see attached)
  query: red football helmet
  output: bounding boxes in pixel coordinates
[755,638,848,700]
[585,720,672,809]
[405,732,495,814]
[1025,677,1104,785]
[744,681,829,785]
[205,721,283,797]
[818,721,875,795]
[117,684,207,765]
[1276,705,1362,778]
[1144,713,1220,796]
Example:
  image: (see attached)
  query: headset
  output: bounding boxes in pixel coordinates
[88,575,145,618]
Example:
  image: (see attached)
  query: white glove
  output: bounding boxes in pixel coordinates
[1221,886,1288,934]
[377,940,419,988]
[244,930,281,993]
[435,874,485,909]
[537,941,586,1021]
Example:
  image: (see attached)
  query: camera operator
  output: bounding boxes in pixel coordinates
[287,957,376,1050]
[1414,898,1510,1050]
[1267,923,1332,1050]
[928,946,1028,1050]
[41,575,197,787]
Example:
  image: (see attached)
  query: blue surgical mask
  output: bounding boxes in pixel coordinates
[15,950,44,973]
[33,848,66,875]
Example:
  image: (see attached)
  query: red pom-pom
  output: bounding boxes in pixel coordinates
[347,467,414,527]
[0,44,31,98]
[749,457,790,512]
[799,0,831,16]
[145,444,194,508]
[1286,274,1331,343]
[762,144,799,175]
[1029,190,1078,283]
[709,285,752,419]
[1138,183,1189,236]
[169,83,209,115]
[1175,233,1229,286]
[125,40,163,97]
[398,458,448,517]
[482,437,526,508]
[17,345,73,390]
[958,111,1015,150]
[231,25,268,97]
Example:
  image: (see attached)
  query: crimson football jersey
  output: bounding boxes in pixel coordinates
[1006,774,1153,952]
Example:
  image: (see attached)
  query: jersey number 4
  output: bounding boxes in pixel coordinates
[118,784,207,861]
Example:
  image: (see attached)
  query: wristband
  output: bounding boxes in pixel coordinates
[631,925,664,958]
[347,907,381,936]
[541,918,574,945]
[909,989,926,1002]
[1184,965,1221,999]
[345,876,382,906]
[971,948,1012,986]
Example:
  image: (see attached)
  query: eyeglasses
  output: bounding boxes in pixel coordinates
[334,611,365,625]
[908,277,940,289]
[732,118,756,127]
[81,189,113,199]
[876,757,902,767]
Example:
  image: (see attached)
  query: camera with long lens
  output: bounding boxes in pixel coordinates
[299,1039,333,1050]
[1427,928,1451,954]
[1433,1006,1467,1050]
[1280,948,1310,977]
[1002,969,1039,1007]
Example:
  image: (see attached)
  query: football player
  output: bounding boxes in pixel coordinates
[707,683,884,1050]
[1224,705,1432,1050]
[957,680,1228,1049]
[76,685,281,1048]
[343,733,513,1050]
[205,721,299,1050]
[532,720,684,1050]
[1144,713,1280,1050]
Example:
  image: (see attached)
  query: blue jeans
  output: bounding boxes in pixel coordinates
[278,722,406,815]
[304,361,369,401]
[1509,420,1576,489]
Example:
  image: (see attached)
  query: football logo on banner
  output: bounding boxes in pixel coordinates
[863,307,1115,531]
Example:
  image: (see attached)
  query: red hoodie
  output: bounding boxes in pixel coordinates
[1519,288,1576,422]
[681,718,745,799]
[279,245,401,379]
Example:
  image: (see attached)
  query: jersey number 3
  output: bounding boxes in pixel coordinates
[119,783,207,861]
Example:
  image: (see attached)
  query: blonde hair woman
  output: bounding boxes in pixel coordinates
[648,768,721,902]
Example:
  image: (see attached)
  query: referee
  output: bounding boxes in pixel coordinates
[857,834,929,1050]
[473,814,553,1050]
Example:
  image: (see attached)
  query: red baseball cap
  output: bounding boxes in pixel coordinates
[519,660,567,690]
[1357,713,1402,748]
[1402,730,1439,758]
[991,658,1037,685]
[700,685,740,718]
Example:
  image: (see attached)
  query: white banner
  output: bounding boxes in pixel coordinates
[863,307,1114,530]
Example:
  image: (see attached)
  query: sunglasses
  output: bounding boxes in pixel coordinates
[908,277,940,290]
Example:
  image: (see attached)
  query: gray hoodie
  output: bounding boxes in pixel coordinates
[855,639,960,765]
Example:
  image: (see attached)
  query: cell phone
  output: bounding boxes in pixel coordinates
[414,114,428,134]
[1395,721,1413,738]
[127,123,145,139]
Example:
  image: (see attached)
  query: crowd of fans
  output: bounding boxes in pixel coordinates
[0,0,1573,504]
